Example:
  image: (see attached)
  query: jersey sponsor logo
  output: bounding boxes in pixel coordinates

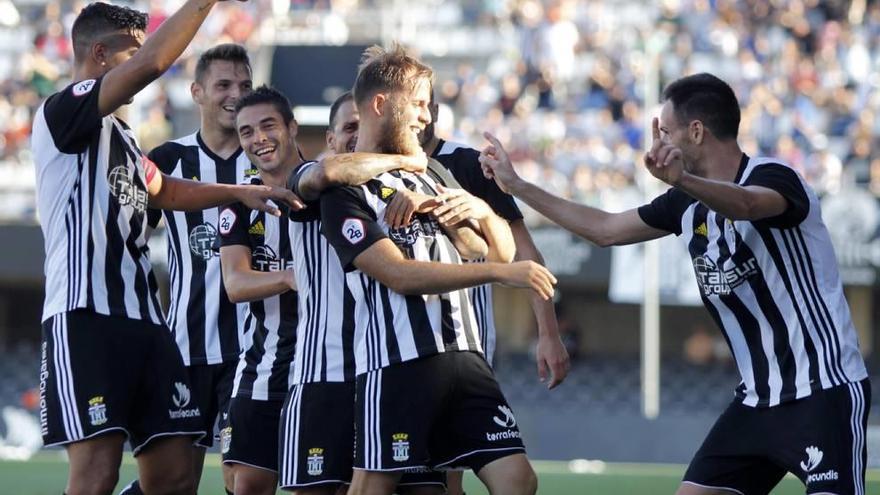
[72,79,96,97]
[248,220,265,236]
[189,223,218,260]
[388,217,440,248]
[307,447,324,476]
[391,433,410,462]
[252,245,294,272]
[342,218,366,244]
[108,165,148,213]
[492,405,516,428]
[219,208,237,235]
[39,342,48,435]
[168,382,201,419]
[692,255,759,296]
[485,429,521,442]
[87,396,108,426]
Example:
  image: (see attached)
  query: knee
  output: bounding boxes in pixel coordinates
[140,466,194,495]
[67,465,119,495]
[515,466,538,495]
[234,476,276,495]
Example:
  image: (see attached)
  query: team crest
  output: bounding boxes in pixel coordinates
[307,447,325,476]
[87,396,107,426]
[391,433,410,462]
[220,427,232,454]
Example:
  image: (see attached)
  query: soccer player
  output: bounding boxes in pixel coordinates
[31,2,298,495]
[217,86,302,495]
[119,43,256,495]
[319,45,554,495]
[281,90,447,495]
[411,93,570,495]
[480,72,870,495]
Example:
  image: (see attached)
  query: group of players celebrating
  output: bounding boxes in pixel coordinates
[33,1,871,495]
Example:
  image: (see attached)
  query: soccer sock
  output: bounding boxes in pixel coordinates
[117,480,144,495]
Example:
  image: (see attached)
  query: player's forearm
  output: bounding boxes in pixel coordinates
[479,214,516,263]
[361,258,502,295]
[507,179,618,247]
[511,220,560,337]
[137,0,218,76]
[224,269,294,303]
[323,152,410,186]
[150,176,242,211]
[445,223,489,260]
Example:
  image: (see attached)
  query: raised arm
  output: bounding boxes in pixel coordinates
[352,239,555,300]
[479,132,667,247]
[99,0,226,116]
[219,245,296,303]
[291,153,428,201]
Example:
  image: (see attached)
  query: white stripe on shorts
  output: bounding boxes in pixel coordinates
[848,382,865,495]
[281,385,304,487]
[53,313,83,439]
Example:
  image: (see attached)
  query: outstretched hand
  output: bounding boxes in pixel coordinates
[643,117,686,186]
[238,185,305,216]
[478,132,521,194]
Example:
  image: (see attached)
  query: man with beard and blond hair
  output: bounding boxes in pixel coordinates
[316,44,551,495]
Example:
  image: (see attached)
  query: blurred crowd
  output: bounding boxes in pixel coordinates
[1,0,880,223]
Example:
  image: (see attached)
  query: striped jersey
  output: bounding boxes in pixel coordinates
[432,139,523,363]
[638,154,867,407]
[219,178,298,401]
[146,133,256,365]
[320,167,483,375]
[32,76,163,324]
[288,161,357,383]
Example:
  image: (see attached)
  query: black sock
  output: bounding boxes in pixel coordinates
[118,479,144,495]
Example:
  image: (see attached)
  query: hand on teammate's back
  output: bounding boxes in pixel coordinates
[384,188,442,228]
[643,117,685,186]
[236,185,305,216]
[498,261,557,301]
[478,132,521,194]
[432,186,493,225]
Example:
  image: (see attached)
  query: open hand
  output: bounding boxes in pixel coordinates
[237,185,305,216]
[384,188,441,228]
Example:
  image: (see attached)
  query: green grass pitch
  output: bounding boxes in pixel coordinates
[3,453,879,494]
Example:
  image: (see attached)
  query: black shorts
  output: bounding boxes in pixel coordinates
[39,310,204,455]
[684,378,871,495]
[278,382,445,491]
[221,396,283,472]
[186,361,237,448]
[355,351,525,473]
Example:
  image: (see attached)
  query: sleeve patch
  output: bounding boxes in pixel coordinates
[72,79,97,97]
[219,208,237,235]
[342,218,366,244]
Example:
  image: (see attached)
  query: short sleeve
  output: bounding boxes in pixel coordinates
[436,149,523,221]
[218,203,251,248]
[320,186,387,271]
[743,164,810,229]
[42,77,104,153]
[637,188,695,235]
[288,161,321,222]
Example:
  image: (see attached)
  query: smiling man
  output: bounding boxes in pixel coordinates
[120,43,256,495]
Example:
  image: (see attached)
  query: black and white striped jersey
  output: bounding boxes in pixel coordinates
[638,154,868,407]
[146,133,257,365]
[219,179,298,401]
[288,162,357,384]
[32,76,163,324]
[432,139,523,363]
[320,169,483,375]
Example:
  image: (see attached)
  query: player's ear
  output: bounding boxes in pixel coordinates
[372,93,387,117]
[690,120,704,145]
[288,118,299,141]
[191,81,204,105]
[91,41,108,69]
[326,129,335,150]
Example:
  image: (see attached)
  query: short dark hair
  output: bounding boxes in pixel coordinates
[195,44,251,84]
[328,91,354,129]
[662,73,740,140]
[71,2,148,62]
[352,44,433,107]
[234,85,295,125]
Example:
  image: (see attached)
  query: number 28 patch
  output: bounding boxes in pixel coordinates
[219,208,237,235]
[342,218,365,244]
